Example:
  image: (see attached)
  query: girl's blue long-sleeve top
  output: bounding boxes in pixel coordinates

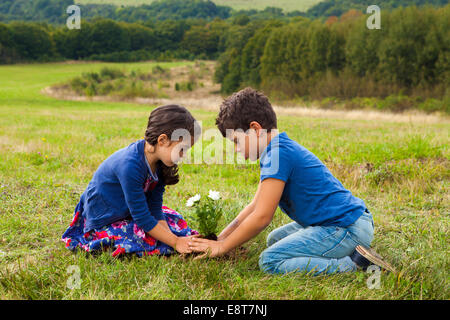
[79,139,166,233]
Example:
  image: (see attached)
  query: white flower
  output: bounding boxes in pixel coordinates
[208,190,220,201]
[186,194,201,207]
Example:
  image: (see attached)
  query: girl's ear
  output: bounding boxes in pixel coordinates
[157,134,170,146]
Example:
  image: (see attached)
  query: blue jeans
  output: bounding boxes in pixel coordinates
[259,210,374,275]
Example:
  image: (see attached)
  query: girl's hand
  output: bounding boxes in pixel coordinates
[188,238,225,259]
[175,235,199,254]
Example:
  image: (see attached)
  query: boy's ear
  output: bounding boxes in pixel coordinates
[249,121,263,136]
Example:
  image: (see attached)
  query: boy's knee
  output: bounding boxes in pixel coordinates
[258,249,278,274]
[258,251,271,273]
[266,233,275,248]
[266,229,280,247]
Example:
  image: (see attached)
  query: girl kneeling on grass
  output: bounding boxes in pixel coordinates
[61,105,201,257]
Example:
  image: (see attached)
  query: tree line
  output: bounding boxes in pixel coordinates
[215,5,449,112]
[1,0,447,64]
[2,0,446,24]
[0,0,298,24]
[0,0,305,63]
[306,0,449,18]
[0,16,252,63]
[0,1,448,112]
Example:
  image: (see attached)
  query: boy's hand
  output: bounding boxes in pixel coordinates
[175,235,200,254]
[188,238,225,259]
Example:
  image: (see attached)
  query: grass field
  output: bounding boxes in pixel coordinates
[76,0,323,12]
[0,61,449,299]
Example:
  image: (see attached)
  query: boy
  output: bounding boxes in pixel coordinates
[189,87,394,275]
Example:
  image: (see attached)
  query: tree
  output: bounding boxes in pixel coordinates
[345,17,381,77]
[87,19,130,55]
[325,16,339,25]
[9,22,55,60]
[307,22,331,74]
[54,22,93,59]
[154,19,190,51]
[240,21,283,87]
[123,23,157,51]
[340,9,363,22]
[181,25,219,57]
[0,23,15,63]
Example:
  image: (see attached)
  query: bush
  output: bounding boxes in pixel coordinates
[418,98,450,114]
[375,95,416,112]
[85,83,97,97]
[99,67,125,80]
[70,77,88,94]
[66,68,171,99]
[174,80,196,91]
[152,65,166,75]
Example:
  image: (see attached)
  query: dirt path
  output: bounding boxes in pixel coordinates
[42,85,448,124]
[41,61,448,124]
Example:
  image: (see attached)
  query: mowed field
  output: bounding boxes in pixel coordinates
[76,0,323,12]
[0,61,449,299]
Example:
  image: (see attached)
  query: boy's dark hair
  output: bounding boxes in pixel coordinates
[145,104,200,185]
[215,87,277,137]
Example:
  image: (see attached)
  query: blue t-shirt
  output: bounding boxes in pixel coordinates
[260,132,366,227]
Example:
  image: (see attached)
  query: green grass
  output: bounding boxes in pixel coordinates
[0,61,449,299]
[76,0,323,12]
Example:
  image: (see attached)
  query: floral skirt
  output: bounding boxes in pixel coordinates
[61,206,198,257]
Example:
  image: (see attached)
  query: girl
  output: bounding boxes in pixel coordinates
[61,104,201,257]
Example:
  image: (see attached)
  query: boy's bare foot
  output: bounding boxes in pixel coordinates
[350,245,396,273]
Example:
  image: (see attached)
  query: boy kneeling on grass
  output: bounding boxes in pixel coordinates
[189,87,395,276]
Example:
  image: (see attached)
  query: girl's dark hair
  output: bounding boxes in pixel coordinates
[144,104,200,185]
